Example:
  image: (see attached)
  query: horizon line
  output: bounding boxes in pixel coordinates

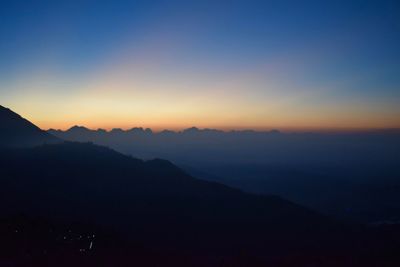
[46,125,400,134]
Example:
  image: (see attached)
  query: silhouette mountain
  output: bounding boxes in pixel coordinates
[0,142,332,246]
[0,105,60,147]
[48,125,282,137]
[2,106,400,266]
[2,144,400,266]
[48,122,400,223]
[0,106,337,264]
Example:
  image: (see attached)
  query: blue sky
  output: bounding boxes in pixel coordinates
[1,0,399,130]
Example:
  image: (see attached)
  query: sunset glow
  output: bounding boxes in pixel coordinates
[1,1,399,131]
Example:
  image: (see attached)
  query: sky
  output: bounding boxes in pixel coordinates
[0,0,399,131]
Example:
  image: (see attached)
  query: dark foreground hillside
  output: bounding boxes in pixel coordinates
[1,214,400,266]
[1,142,400,266]
[0,105,59,147]
[0,106,399,266]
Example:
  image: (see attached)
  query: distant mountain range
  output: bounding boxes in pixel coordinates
[47,119,400,224]
[49,124,400,137]
[47,124,400,168]
[48,125,282,137]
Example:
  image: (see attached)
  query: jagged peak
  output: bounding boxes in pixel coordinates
[67,125,90,132]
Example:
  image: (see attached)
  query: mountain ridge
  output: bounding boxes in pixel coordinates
[49,125,282,135]
[1,105,400,266]
[0,105,60,147]
[0,105,331,247]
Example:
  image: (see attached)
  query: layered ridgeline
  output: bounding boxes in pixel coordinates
[0,105,329,263]
[0,105,60,147]
[48,124,400,224]
[1,105,399,266]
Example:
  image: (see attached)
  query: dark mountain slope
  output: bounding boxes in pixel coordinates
[0,105,60,147]
[1,107,399,266]
[0,142,339,263]
[1,143,399,266]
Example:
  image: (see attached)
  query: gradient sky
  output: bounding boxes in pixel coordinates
[1,0,399,131]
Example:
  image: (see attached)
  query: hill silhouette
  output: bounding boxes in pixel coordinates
[1,105,400,266]
[0,106,329,265]
[3,142,400,266]
[0,105,60,147]
[0,142,332,248]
